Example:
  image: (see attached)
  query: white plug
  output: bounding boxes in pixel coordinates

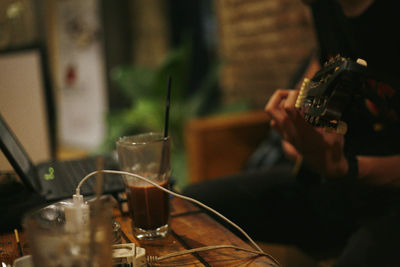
[112,243,146,267]
[64,194,90,232]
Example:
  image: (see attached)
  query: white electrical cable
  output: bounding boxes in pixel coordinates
[76,170,281,266]
[147,245,280,266]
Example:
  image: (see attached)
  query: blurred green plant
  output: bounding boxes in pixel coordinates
[99,43,250,188]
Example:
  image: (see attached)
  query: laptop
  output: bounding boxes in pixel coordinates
[0,113,126,202]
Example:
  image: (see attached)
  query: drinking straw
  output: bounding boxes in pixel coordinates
[163,75,172,138]
[159,76,171,176]
[14,229,23,256]
[89,157,105,264]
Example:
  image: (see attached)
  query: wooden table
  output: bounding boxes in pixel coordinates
[0,197,277,266]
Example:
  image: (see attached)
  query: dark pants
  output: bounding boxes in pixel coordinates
[182,163,400,266]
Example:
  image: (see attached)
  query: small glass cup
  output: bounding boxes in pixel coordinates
[116,132,171,240]
[23,197,113,267]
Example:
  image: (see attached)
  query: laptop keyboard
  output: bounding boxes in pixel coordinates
[37,155,126,201]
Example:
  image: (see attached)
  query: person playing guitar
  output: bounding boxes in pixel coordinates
[185,1,400,266]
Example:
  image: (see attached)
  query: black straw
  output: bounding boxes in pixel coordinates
[164,76,171,138]
[159,76,171,177]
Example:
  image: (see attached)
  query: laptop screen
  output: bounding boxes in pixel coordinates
[0,114,41,192]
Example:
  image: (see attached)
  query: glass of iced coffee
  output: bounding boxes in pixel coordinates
[116,132,171,240]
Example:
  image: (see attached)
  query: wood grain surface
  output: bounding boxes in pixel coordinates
[0,196,276,266]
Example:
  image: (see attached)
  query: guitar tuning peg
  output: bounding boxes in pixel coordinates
[356,58,367,67]
[312,98,318,105]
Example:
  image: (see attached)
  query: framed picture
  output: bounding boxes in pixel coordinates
[0,46,55,170]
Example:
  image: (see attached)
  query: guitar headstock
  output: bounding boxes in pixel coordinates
[295,55,368,134]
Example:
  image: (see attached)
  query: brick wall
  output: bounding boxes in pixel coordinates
[215,0,317,108]
[131,0,169,67]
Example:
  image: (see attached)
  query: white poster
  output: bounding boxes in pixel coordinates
[54,0,107,149]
